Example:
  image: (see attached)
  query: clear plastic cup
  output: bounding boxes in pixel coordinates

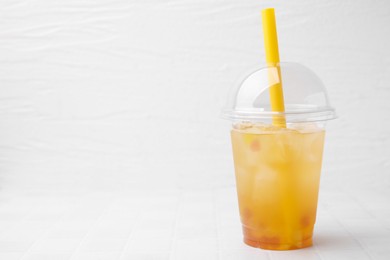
[221,62,336,250]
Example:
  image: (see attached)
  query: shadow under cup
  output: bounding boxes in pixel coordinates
[221,63,336,250]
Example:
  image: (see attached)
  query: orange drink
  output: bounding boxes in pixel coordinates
[231,123,325,250]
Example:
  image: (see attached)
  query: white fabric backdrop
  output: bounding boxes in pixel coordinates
[0,0,389,194]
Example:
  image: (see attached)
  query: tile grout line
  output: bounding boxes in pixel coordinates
[18,196,81,259]
[168,190,183,260]
[117,194,153,260]
[213,189,221,260]
[347,189,390,231]
[0,195,39,237]
[323,191,375,260]
[312,238,324,260]
[344,189,387,259]
[67,194,115,260]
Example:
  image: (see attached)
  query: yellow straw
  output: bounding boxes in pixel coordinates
[262,8,297,247]
[261,8,286,127]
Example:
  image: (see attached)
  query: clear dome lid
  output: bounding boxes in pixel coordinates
[221,62,336,123]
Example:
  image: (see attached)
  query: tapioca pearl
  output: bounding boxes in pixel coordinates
[250,140,261,151]
[300,214,314,228]
[241,207,253,223]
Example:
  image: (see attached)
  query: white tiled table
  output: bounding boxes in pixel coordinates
[0,186,389,260]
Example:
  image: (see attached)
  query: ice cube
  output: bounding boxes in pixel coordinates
[289,123,321,133]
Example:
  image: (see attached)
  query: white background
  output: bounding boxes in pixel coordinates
[0,0,390,259]
[1,0,389,193]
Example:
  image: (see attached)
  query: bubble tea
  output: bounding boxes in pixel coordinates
[221,63,336,250]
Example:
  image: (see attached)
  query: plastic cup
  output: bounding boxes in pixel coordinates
[221,63,336,250]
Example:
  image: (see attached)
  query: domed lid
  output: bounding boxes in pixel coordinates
[221,62,336,123]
